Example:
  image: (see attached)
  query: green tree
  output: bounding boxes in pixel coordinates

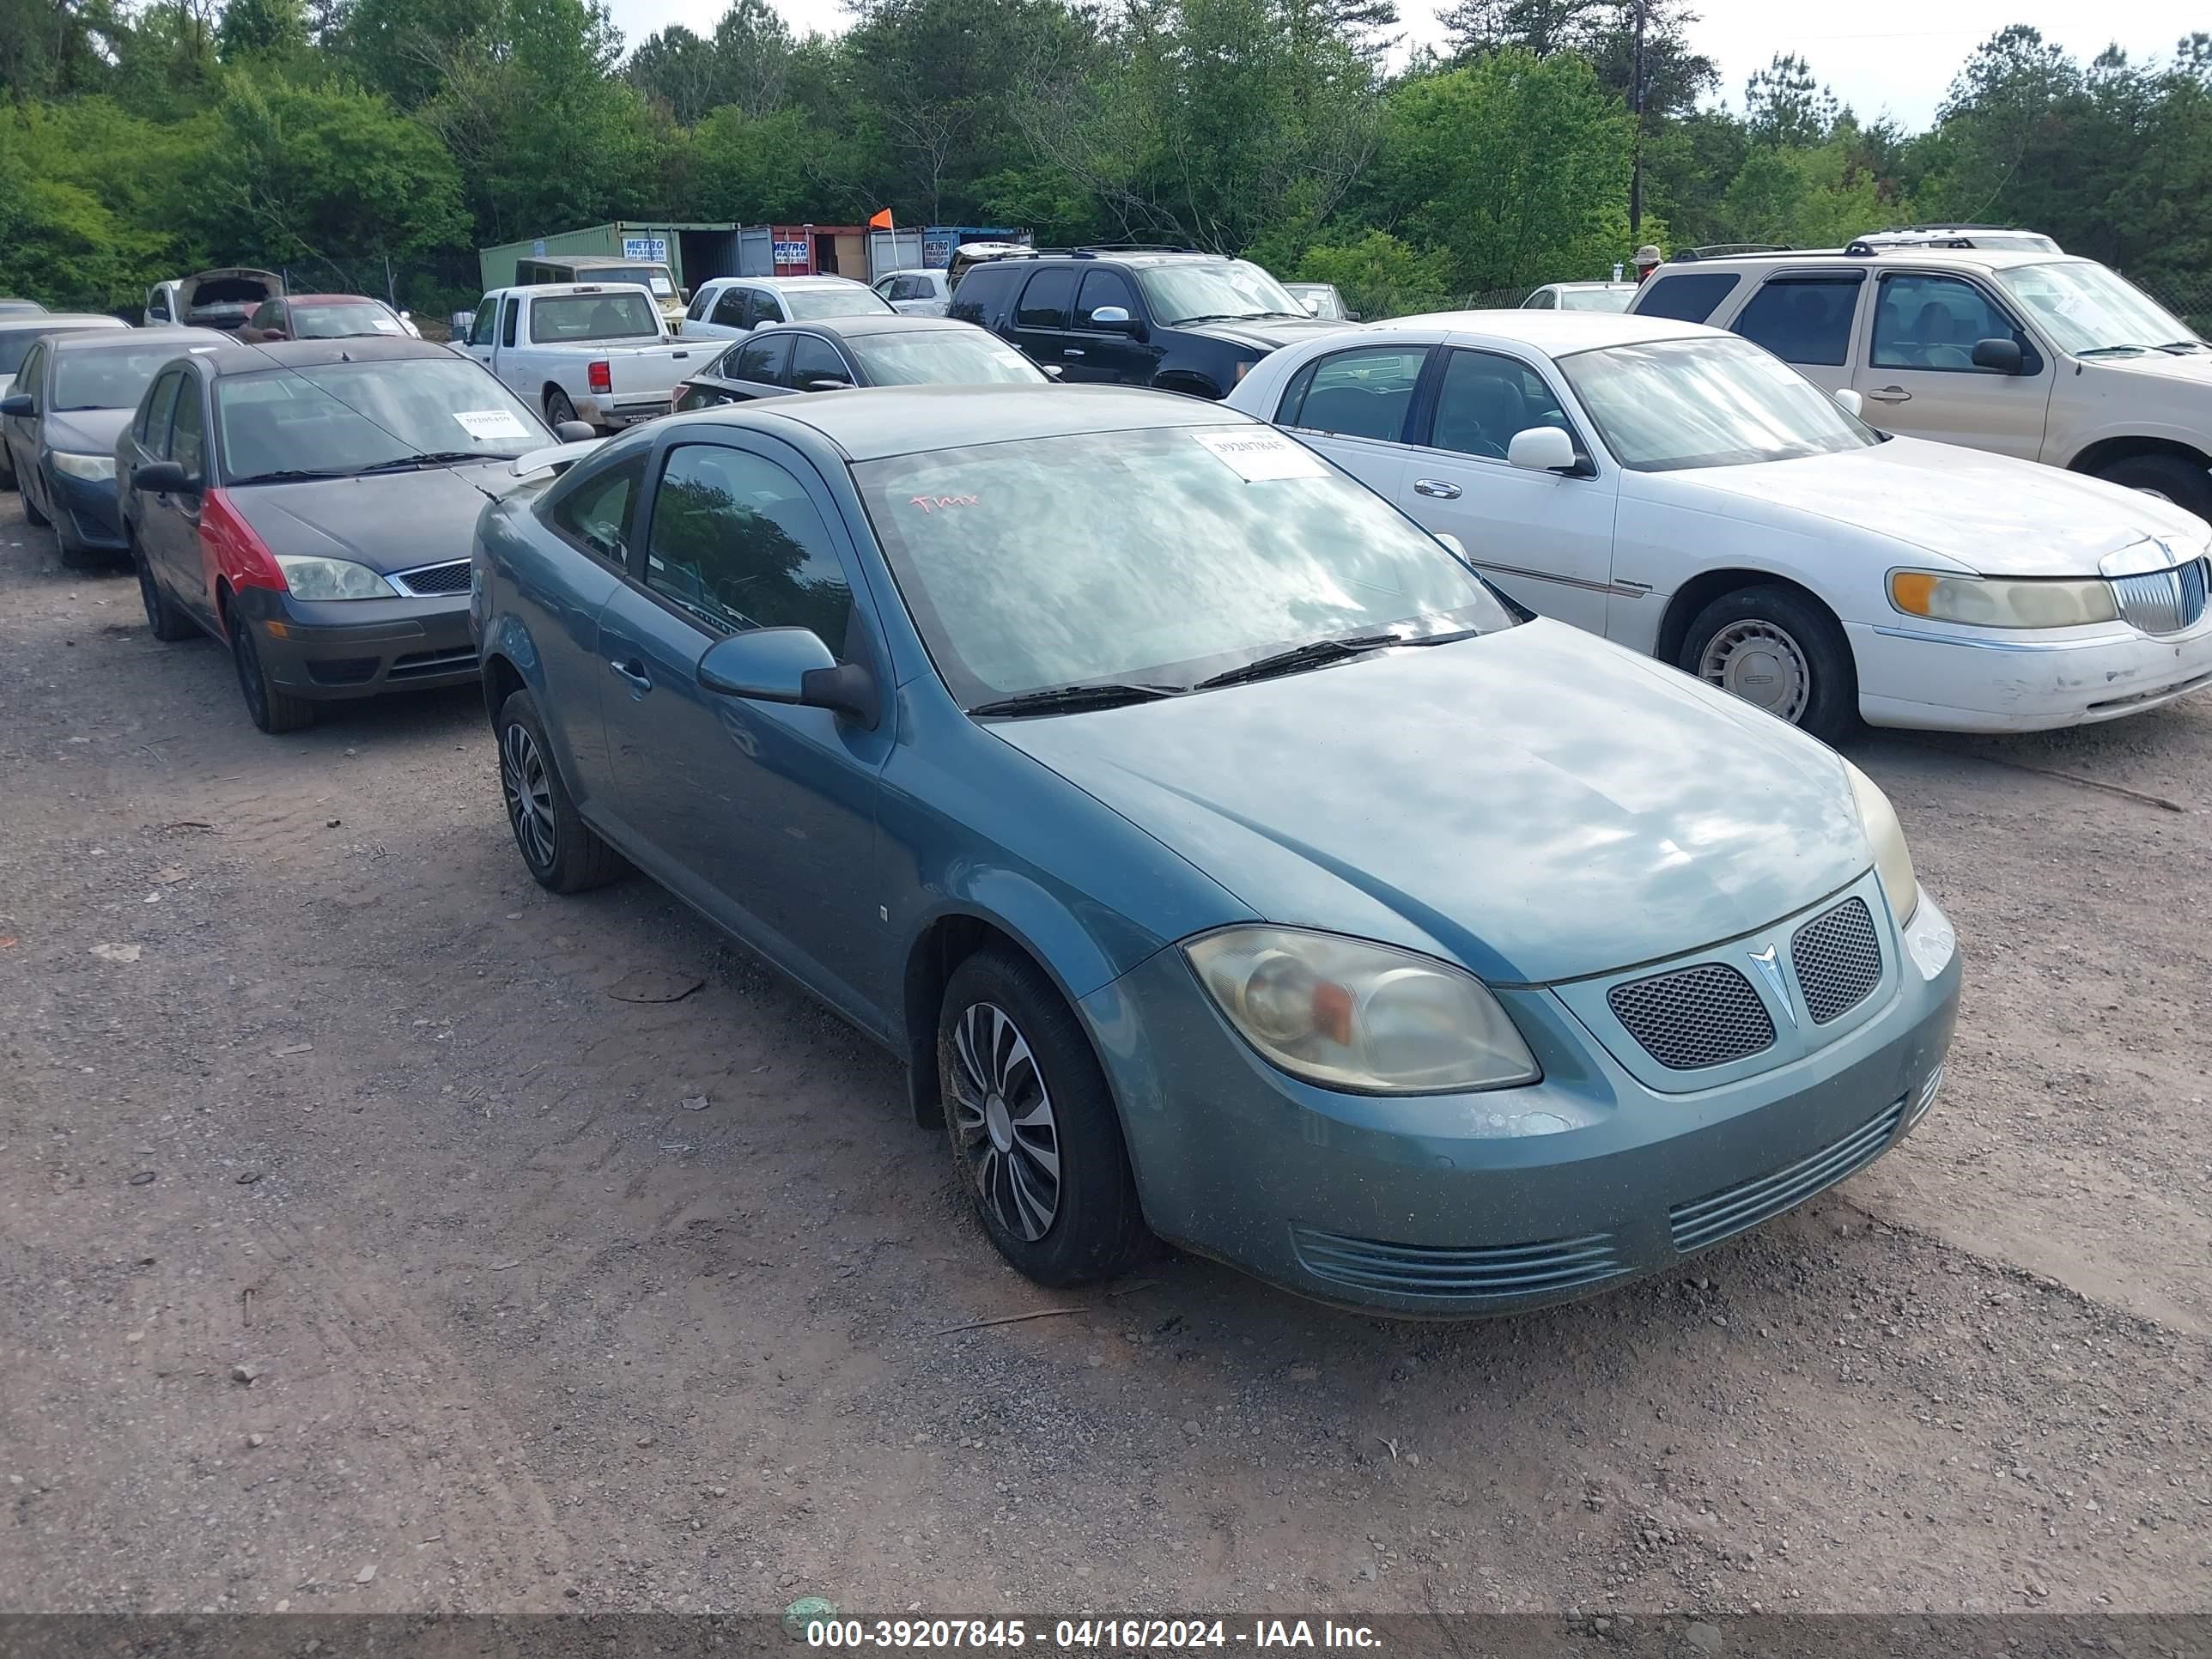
[217,0,308,58]
[1742,51,1837,147]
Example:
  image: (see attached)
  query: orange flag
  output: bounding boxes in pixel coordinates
[868,208,894,230]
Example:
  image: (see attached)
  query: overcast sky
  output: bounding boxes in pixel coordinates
[598,0,2209,131]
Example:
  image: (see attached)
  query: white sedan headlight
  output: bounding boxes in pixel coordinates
[1185,927,1539,1094]
[1844,760,1918,923]
[1888,568,2116,628]
[52,451,116,481]
[276,555,396,600]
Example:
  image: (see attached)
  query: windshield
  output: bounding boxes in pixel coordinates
[215,358,549,481]
[531,292,660,343]
[846,330,1044,386]
[1560,287,1634,313]
[56,343,191,410]
[854,426,1514,707]
[288,302,406,339]
[582,265,675,298]
[1996,261,2197,355]
[1558,336,1879,471]
[1138,261,1307,325]
[1288,285,1346,320]
[786,286,896,321]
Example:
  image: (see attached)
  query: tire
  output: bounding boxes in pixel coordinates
[228,608,315,733]
[938,946,1150,1288]
[1679,584,1858,745]
[21,469,51,528]
[134,539,195,641]
[2092,453,2212,522]
[495,689,623,894]
[544,387,580,429]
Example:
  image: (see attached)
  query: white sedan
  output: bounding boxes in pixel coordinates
[1224,311,2212,739]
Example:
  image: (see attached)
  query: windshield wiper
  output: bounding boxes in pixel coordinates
[2075,344,2154,357]
[2156,339,2208,354]
[1169,313,1263,326]
[227,467,351,485]
[353,451,498,475]
[967,682,1183,719]
[1193,632,1402,690]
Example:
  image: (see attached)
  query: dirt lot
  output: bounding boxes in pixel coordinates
[2,491,2208,1620]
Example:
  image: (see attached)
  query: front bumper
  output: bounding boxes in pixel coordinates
[1851,617,2212,732]
[231,586,478,701]
[1081,888,1960,1316]
[47,465,125,553]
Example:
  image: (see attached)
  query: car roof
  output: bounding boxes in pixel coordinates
[3,313,127,333]
[1548,281,1635,289]
[719,274,871,289]
[1377,308,1717,351]
[688,384,1249,462]
[198,336,458,375]
[1665,246,2076,274]
[283,293,388,305]
[51,325,222,352]
[760,313,974,341]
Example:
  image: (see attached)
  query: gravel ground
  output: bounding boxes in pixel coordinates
[1,492,2207,1619]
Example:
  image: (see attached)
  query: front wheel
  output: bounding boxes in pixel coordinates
[21,470,51,527]
[939,946,1150,1287]
[495,690,623,893]
[2093,453,2212,522]
[544,388,581,429]
[1680,585,1857,745]
[230,611,314,733]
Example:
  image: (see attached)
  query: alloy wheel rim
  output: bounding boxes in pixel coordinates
[1698,619,1811,723]
[501,722,556,870]
[949,1000,1061,1242]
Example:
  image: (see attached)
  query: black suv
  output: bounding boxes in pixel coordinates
[949,247,1353,398]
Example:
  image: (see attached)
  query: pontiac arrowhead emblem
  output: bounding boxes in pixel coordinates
[1748,944,1796,1026]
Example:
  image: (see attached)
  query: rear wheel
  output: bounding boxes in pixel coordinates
[496,689,623,893]
[1680,585,1857,745]
[2093,453,2212,522]
[229,610,314,733]
[134,539,195,641]
[544,388,581,429]
[938,946,1150,1287]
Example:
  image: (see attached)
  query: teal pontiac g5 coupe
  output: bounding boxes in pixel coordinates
[470,386,1960,1315]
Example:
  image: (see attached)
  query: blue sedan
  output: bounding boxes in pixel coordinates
[470,386,1960,1314]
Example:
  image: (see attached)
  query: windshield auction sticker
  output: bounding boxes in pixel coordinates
[1192,428,1330,483]
[454,409,532,442]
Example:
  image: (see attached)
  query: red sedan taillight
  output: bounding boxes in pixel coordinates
[587,360,613,395]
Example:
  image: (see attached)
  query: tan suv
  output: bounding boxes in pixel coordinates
[1628,244,2212,520]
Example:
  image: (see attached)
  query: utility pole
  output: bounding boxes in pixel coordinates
[1629,0,1647,238]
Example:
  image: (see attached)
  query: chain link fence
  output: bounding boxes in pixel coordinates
[2132,273,2212,337]
[270,252,483,341]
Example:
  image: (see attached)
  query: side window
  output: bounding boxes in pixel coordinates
[1872,274,2035,373]
[501,297,520,348]
[544,452,644,567]
[148,289,172,322]
[1730,275,1863,367]
[467,300,497,347]
[749,291,787,327]
[687,284,715,322]
[1430,349,1577,459]
[167,380,206,475]
[643,443,853,643]
[1016,268,1079,329]
[789,334,848,389]
[14,343,44,408]
[886,276,916,302]
[1526,289,1556,310]
[732,332,793,386]
[948,264,1018,325]
[1279,345,1428,441]
[712,286,750,328]
[140,368,182,445]
[1635,271,1741,324]
[1074,269,1140,327]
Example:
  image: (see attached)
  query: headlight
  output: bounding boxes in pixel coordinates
[1844,760,1919,922]
[51,451,116,481]
[1889,568,2116,628]
[1184,927,1539,1094]
[275,555,396,600]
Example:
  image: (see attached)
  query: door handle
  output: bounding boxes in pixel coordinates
[1413,478,1462,500]
[608,658,653,693]
[1062,348,1085,358]
[1866,386,1911,403]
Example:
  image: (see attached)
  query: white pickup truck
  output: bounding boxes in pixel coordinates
[456,283,701,432]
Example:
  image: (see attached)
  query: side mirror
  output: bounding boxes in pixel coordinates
[697,627,878,726]
[1833,387,1864,418]
[133,459,194,495]
[554,420,597,442]
[800,376,852,392]
[1972,337,2025,374]
[0,393,32,417]
[1301,297,1321,315]
[1345,310,1362,323]
[1434,532,1469,560]
[399,309,412,321]
[1087,305,1140,336]
[1505,425,1579,473]
[678,288,691,304]
[1042,364,1066,380]
[452,312,477,337]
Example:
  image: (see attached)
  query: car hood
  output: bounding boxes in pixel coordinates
[228,465,524,574]
[1659,437,2211,574]
[2091,348,2212,386]
[1176,316,1358,352]
[992,621,1871,986]
[46,407,132,457]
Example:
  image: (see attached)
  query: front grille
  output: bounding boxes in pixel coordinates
[305,656,379,686]
[1607,963,1776,1071]
[1669,1101,1904,1254]
[1790,898,1883,1024]
[1904,1062,1945,1130]
[1290,1225,1626,1304]
[387,647,476,680]
[389,559,473,597]
[2112,556,2209,635]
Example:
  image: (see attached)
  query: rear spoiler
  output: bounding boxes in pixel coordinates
[509,437,604,479]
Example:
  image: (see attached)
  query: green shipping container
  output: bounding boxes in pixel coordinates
[477,222,746,294]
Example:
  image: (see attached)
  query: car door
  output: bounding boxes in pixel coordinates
[1006,266,1079,373]
[744,287,788,332]
[1723,270,1866,397]
[595,432,895,1029]
[1396,345,1619,636]
[2,339,44,487]
[718,331,794,401]
[460,295,499,368]
[1062,268,1159,386]
[787,331,853,392]
[1852,269,2054,458]
[1272,341,1432,507]
[697,283,752,339]
[119,367,181,556]
[147,370,213,623]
